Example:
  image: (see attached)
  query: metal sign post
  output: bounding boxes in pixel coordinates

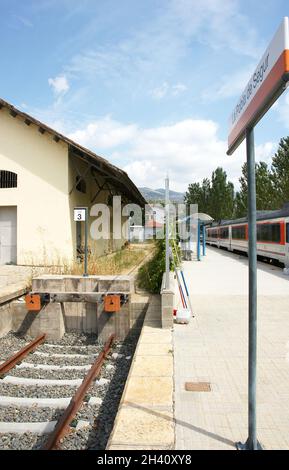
[74,207,88,277]
[227,18,289,450]
[236,127,260,450]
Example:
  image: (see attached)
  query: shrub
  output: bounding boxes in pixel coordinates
[137,239,168,293]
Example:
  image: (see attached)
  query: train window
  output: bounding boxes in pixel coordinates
[208,229,218,238]
[232,226,246,240]
[286,223,289,243]
[257,223,281,243]
[220,227,229,239]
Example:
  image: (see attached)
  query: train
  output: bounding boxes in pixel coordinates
[206,202,289,267]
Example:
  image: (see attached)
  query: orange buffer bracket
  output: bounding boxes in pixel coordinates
[104,294,121,312]
[25,294,42,312]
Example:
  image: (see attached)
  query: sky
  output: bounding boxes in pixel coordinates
[1,0,289,192]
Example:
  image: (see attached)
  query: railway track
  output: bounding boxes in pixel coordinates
[0,332,132,450]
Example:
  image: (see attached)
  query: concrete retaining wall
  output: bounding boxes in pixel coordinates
[0,302,14,338]
[0,283,28,338]
[0,275,149,341]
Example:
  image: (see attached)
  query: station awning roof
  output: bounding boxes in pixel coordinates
[178,213,214,224]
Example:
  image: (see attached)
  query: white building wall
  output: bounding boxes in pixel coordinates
[0,108,73,265]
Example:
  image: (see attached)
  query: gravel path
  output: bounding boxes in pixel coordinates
[0,330,139,450]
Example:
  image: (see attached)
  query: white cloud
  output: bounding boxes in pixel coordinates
[172,83,187,96]
[202,65,255,101]
[48,75,70,95]
[169,0,262,59]
[122,119,227,191]
[150,82,187,100]
[255,142,277,163]
[122,160,159,186]
[63,0,261,97]
[67,116,256,191]
[41,112,275,192]
[68,117,137,149]
[274,89,289,129]
[150,82,170,100]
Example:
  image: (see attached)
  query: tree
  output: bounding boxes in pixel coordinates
[256,161,277,210]
[271,136,289,207]
[184,182,202,209]
[185,169,234,220]
[184,178,213,214]
[237,162,248,217]
[236,160,278,217]
[184,136,289,223]
[199,178,211,213]
[234,191,246,218]
[209,167,235,220]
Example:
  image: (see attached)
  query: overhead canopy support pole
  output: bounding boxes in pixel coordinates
[202,224,206,256]
[197,221,201,261]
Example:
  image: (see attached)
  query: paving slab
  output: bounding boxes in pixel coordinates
[123,376,173,407]
[174,247,289,450]
[137,342,173,356]
[107,295,175,450]
[109,405,174,447]
[131,356,173,377]
[140,327,172,343]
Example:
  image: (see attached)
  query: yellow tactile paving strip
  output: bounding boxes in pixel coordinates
[107,295,175,450]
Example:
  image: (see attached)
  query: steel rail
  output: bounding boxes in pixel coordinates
[43,334,115,450]
[0,334,46,376]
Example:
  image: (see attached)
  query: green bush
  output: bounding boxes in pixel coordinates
[137,237,180,293]
[137,239,165,293]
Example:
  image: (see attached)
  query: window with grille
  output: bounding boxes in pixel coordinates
[0,171,17,188]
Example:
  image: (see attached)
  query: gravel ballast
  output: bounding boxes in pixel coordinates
[0,330,139,450]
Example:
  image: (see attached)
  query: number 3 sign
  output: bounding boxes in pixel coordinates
[74,208,87,222]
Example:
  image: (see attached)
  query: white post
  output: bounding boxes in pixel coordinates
[165,174,170,289]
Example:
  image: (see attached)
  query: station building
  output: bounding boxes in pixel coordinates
[0,98,145,266]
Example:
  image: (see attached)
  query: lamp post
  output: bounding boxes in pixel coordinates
[165,174,170,289]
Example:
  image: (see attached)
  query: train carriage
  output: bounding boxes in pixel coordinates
[206,203,289,267]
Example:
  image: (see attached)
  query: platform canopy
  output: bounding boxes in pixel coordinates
[177,212,214,224]
[196,213,214,223]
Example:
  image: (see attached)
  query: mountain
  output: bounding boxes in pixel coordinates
[139,187,185,202]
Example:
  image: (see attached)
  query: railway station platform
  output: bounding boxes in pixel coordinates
[174,246,289,450]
